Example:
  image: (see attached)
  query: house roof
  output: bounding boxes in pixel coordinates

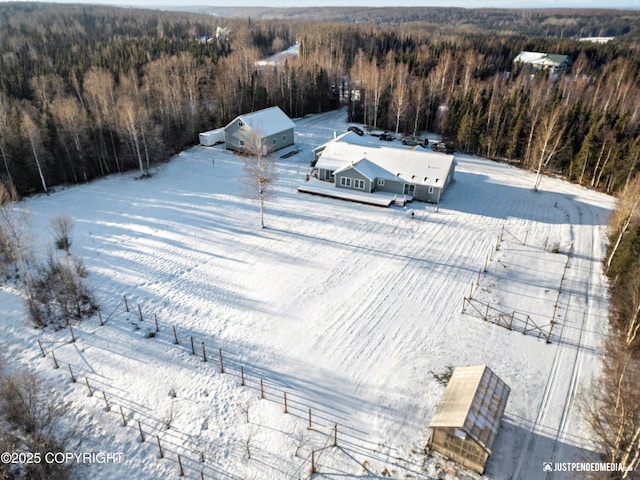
[229,106,295,138]
[514,51,571,69]
[335,158,402,182]
[429,365,510,455]
[316,138,455,188]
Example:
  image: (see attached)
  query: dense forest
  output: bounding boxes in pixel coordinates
[0,3,639,197]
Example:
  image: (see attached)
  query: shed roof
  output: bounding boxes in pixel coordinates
[316,139,454,188]
[230,106,295,138]
[429,365,510,455]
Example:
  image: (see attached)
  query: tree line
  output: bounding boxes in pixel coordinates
[0,3,639,198]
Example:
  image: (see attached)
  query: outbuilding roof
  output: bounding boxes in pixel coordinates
[429,365,510,455]
[230,106,295,138]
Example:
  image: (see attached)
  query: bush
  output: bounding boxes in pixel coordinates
[0,370,74,480]
[25,255,95,329]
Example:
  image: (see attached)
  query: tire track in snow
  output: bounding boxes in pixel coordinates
[512,203,596,479]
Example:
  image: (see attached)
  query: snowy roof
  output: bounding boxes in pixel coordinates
[231,106,295,138]
[316,138,455,187]
[429,365,510,455]
[335,158,401,182]
[255,43,299,67]
[514,51,571,69]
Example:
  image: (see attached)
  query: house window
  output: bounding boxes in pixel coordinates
[354,179,365,190]
[282,135,287,141]
[377,179,385,186]
[238,120,244,127]
[272,138,277,145]
[239,140,245,146]
[340,177,352,187]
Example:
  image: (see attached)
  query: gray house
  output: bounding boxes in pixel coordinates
[314,139,455,204]
[225,106,295,154]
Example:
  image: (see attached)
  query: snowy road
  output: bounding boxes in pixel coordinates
[512,201,607,478]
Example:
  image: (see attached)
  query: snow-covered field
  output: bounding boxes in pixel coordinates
[0,109,616,479]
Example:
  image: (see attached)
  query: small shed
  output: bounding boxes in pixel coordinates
[199,128,225,146]
[224,106,295,155]
[428,365,510,475]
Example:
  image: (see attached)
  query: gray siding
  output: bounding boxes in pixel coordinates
[375,178,403,195]
[335,167,373,193]
[225,120,294,154]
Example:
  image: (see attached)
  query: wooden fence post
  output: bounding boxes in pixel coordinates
[156,435,164,459]
[154,314,159,333]
[51,351,59,369]
[484,303,489,321]
[218,348,224,373]
[69,324,76,343]
[308,408,312,430]
[120,406,127,427]
[202,342,207,362]
[240,366,245,386]
[177,454,184,477]
[190,336,195,355]
[102,392,111,411]
[311,450,317,474]
[476,269,481,286]
[98,306,104,326]
[260,379,264,399]
[138,304,143,322]
[333,424,338,447]
[138,420,145,442]
[173,325,179,344]
[37,339,46,358]
[85,377,93,396]
[284,392,288,414]
[68,363,76,382]
[123,295,129,312]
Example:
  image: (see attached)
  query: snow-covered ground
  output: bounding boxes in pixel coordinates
[0,109,616,479]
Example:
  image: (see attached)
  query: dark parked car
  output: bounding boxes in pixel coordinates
[431,142,455,154]
[402,135,428,147]
[379,133,394,141]
[347,126,364,136]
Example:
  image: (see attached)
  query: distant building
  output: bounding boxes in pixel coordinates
[428,365,510,475]
[224,106,295,154]
[514,51,572,74]
[255,43,299,71]
[215,26,230,42]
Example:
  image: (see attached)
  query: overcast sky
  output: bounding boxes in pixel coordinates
[5,0,638,8]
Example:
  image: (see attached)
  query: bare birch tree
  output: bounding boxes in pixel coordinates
[21,107,48,193]
[240,133,278,229]
[606,174,640,272]
[532,105,565,191]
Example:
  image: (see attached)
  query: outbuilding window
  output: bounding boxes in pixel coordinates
[354,179,365,189]
[340,177,352,187]
[272,138,277,145]
[428,187,434,194]
[377,179,385,186]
